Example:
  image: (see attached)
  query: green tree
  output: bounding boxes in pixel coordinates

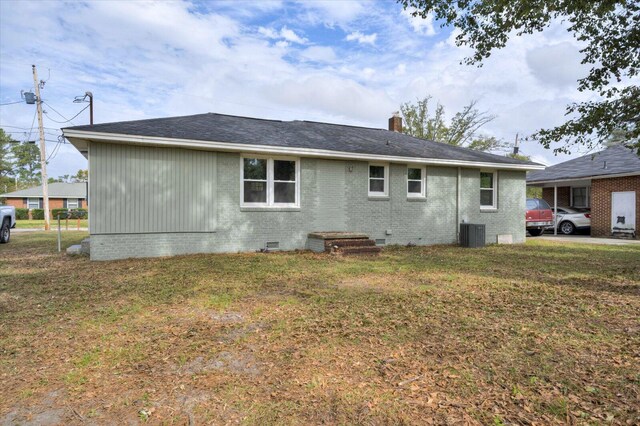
[11,142,41,185]
[0,129,16,194]
[0,129,14,179]
[73,169,88,182]
[400,95,509,152]
[399,0,640,154]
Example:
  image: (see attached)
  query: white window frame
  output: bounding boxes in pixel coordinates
[407,165,426,198]
[66,198,79,209]
[368,163,389,197]
[240,154,300,208]
[480,170,498,210]
[27,198,40,209]
[570,186,590,208]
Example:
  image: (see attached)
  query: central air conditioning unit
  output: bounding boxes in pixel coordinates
[459,223,486,248]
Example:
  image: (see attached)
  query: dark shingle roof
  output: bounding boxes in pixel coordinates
[527,145,640,183]
[1,182,87,198]
[64,113,538,167]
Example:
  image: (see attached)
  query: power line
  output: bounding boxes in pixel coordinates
[42,102,88,124]
[0,100,24,106]
[0,124,60,131]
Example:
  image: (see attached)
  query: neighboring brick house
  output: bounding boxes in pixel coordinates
[527,145,640,238]
[61,113,543,260]
[0,182,87,218]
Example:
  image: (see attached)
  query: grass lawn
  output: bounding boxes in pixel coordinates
[14,219,88,229]
[1,233,638,424]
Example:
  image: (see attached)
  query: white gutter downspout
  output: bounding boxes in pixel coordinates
[456,167,462,243]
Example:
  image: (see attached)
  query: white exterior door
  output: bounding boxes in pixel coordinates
[611,191,636,233]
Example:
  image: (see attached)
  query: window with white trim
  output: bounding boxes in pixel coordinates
[241,156,299,207]
[407,166,426,197]
[67,198,79,209]
[571,187,590,208]
[27,198,40,209]
[368,163,388,197]
[480,171,497,209]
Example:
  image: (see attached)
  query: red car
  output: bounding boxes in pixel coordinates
[526,198,554,236]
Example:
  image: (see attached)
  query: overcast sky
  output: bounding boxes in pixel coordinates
[0,0,600,178]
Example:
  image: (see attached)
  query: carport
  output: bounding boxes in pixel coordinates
[527,145,640,239]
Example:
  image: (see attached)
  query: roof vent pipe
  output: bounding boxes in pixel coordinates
[388,112,402,133]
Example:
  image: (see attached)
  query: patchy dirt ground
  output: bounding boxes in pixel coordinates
[1,232,639,425]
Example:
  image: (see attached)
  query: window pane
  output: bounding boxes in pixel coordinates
[369,179,384,193]
[243,181,266,203]
[408,181,422,193]
[480,172,493,189]
[480,189,494,206]
[274,160,296,181]
[538,199,551,210]
[526,199,537,210]
[243,158,267,180]
[274,182,296,203]
[369,166,385,178]
[67,198,79,208]
[408,168,421,180]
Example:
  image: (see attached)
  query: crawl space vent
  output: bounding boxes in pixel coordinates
[266,241,280,249]
[375,239,386,246]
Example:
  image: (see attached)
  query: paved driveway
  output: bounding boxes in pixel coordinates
[536,235,640,246]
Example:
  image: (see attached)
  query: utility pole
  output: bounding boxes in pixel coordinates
[32,65,50,231]
[513,133,520,155]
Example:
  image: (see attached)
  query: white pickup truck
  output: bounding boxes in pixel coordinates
[1,205,16,243]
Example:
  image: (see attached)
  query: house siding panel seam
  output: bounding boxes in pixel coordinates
[89,143,526,260]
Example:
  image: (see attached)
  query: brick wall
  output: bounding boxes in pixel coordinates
[3,198,25,209]
[591,175,640,238]
[542,187,570,207]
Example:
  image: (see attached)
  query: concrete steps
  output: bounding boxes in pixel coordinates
[307,232,382,256]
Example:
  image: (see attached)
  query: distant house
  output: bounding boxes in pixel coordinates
[0,182,87,214]
[62,113,543,260]
[527,145,640,238]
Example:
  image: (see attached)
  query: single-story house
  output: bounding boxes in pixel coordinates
[1,182,87,215]
[62,113,544,260]
[527,144,640,238]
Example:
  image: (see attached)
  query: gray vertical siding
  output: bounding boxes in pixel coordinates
[89,142,217,234]
[88,142,527,260]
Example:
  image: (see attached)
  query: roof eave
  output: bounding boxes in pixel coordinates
[527,170,640,185]
[63,129,545,171]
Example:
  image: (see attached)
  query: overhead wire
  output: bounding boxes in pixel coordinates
[0,100,24,106]
[42,101,89,125]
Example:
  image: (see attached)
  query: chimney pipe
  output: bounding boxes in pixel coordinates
[388,112,402,133]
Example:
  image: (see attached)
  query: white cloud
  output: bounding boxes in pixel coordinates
[402,8,436,36]
[280,26,308,44]
[345,31,377,45]
[299,46,337,62]
[259,25,307,44]
[526,41,586,88]
[394,63,406,76]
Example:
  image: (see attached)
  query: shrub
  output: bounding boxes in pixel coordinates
[69,208,88,219]
[31,209,44,220]
[52,208,69,219]
[15,208,29,220]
